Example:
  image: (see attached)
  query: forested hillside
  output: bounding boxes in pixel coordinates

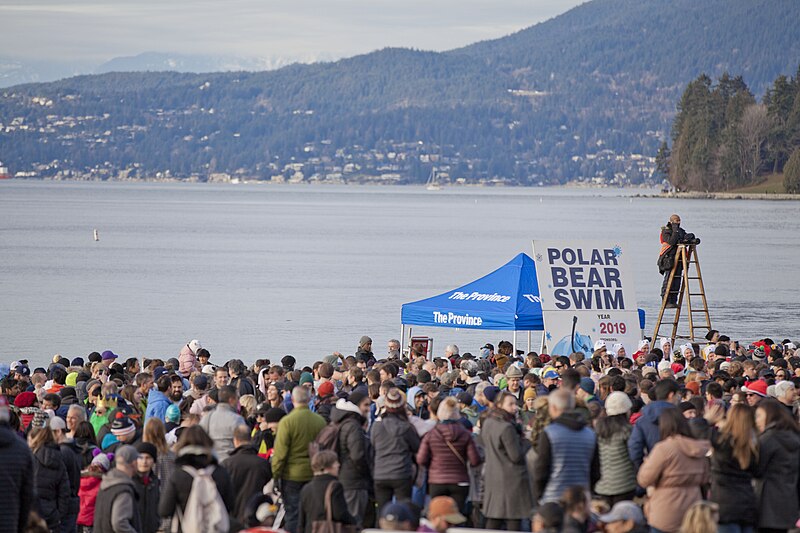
[1,0,799,184]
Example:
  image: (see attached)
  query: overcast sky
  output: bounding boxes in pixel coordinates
[1,0,585,63]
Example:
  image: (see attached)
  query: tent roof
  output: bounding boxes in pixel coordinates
[401,252,646,332]
[401,253,543,331]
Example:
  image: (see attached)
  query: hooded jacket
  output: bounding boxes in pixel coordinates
[178,344,197,377]
[33,443,71,531]
[628,400,676,469]
[331,401,371,490]
[534,411,600,503]
[637,435,710,532]
[77,470,103,526]
[0,424,34,533]
[370,412,421,481]
[417,420,481,484]
[93,468,141,533]
[198,403,246,462]
[145,389,172,423]
[756,426,800,529]
[271,404,327,482]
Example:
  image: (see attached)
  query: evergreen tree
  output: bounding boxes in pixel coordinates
[784,147,800,193]
[654,141,670,180]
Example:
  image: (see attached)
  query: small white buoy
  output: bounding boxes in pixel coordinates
[93,229,99,242]
[539,197,543,203]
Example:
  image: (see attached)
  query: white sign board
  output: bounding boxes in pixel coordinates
[532,240,641,358]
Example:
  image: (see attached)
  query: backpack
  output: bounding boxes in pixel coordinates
[172,465,229,533]
[308,422,340,458]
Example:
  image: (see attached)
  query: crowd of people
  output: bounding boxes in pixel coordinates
[1,332,799,533]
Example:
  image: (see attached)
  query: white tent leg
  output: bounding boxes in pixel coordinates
[527,331,532,354]
[540,331,546,353]
[400,324,405,356]
[513,331,517,353]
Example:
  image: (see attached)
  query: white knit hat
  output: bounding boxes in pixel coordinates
[605,391,633,417]
[188,339,202,354]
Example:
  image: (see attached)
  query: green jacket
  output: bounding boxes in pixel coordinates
[271,405,326,482]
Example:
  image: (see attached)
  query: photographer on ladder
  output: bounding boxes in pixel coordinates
[658,214,691,308]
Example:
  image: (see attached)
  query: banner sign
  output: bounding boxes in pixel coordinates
[532,240,642,358]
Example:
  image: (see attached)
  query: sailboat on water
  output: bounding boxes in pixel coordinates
[426,167,441,191]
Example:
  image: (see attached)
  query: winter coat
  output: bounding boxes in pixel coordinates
[755,426,800,529]
[133,471,161,533]
[708,428,758,526]
[637,435,710,532]
[481,409,534,520]
[331,402,371,491]
[222,444,272,525]
[628,400,676,469]
[271,404,327,482]
[0,424,35,533]
[145,389,172,423]
[93,468,141,533]
[33,443,71,531]
[158,448,235,532]
[178,344,197,377]
[315,396,336,423]
[534,412,600,503]
[595,425,636,497]
[416,420,481,485]
[297,474,357,533]
[370,412,421,481]
[73,438,98,469]
[77,471,103,526]
[198,403,246,462]
[60,439,83,518]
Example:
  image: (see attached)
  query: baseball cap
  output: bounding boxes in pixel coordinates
[427,496,466,525]
[380,502,413,523]
[594,340,607,351]
[598,501,645,525]
[542,368,559,380]
[101,350,119,361]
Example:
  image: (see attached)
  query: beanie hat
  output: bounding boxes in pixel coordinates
[71,357,85,368]
[642,366,657,378]
[524,388,537,402]
[604,391,633,417]
[50,416,66,431]
[657,360,672,373]
[359,336,373,347]
[348,390,368,407]
[685,381,700,395]
[110,415,136,438]
[457,391,474,406]
[318,381,334,398]
[66,372,78,387]
[135,441,158,460]
[31,410,50,429]
[165,403,181,423]
[579,377,595,395]
[188,339,202,355]
[264,407,287,423]
[91,451,111,472]
[679,401,696,414]
[281,355,296,369]
[298,372,314,386]
[384,388,406,411]
[323,354,339,366]
[483,386,500,404]
[14,391,37,408]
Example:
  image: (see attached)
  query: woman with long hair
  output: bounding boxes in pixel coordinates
[704,403,758,533]
[71,420,98,468]
[637,409,710,533]
[158,425,235,533]
[370,388,421,510]
[593,391,637,505]
[29,425,71,533]
[754,399,800,533]
[143,417,176,485]
[265,383,284,410]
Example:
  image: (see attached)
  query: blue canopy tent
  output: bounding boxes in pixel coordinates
[400,253,645,353]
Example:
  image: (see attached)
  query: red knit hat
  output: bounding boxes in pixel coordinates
[14,391,37,408]
[317,381,334,398]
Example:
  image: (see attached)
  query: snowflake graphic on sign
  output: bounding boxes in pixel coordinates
[613,245,622,258]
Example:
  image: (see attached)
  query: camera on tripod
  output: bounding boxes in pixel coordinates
[681,233,701,245]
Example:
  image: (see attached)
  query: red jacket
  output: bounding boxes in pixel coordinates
[416,421,482,484]
[77,472,103,526]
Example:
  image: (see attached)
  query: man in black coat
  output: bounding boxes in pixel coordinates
[222,424,273,528]
[0,396,34,533]
[331,399,372,527]
[658,214,688,307]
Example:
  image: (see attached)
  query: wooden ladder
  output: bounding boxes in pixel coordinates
[652,244,712,345]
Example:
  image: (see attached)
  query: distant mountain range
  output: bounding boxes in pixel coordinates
[1,0,799,185]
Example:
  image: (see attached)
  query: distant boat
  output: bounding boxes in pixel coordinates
[93,229,99,242]
[426,167,441,191]
[0,165,11,179]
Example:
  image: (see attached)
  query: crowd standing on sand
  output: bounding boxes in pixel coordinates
[1,332,799,533]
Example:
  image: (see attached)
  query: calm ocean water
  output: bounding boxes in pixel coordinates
[1,181,799,367]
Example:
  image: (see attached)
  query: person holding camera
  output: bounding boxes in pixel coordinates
[658,214,687,308]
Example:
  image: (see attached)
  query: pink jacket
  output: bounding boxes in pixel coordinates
[179,344,197,376]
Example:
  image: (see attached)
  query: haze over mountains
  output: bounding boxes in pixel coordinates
[1,0,799,185]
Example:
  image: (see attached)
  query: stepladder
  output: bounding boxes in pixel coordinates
[652,244,712,345]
